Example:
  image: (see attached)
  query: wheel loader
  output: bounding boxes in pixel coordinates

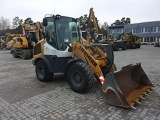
[11,22,43,59]
[122,33,141,49]
[32,14,153,109]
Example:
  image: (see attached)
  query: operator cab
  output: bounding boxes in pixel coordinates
[0,36,5,42]
[112,33,122,41]
[43,15,80,51]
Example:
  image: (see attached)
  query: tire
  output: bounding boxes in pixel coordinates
[67,62,95,93]
[21,50,28,60]
[122,43,127,50]
[137,44,141,48]
[113,44,119,51]
[26,50,31,59]
[36,60,53,82]
[128,43,132,49]
[114,45,119,51]
[132,45,136,49]
[12,49,18,58]
[113,63,117,71]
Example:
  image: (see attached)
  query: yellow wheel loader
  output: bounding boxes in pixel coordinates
[11,22,43,60]
[122,33,141,49]
[32,14,153,109]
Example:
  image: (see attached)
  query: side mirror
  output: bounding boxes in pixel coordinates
[43,18,48,26]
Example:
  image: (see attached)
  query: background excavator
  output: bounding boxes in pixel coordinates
[5,33,22,50]
[110,32,128,51]
[32,14,153,109]
[11,22,43,59]
[80,8,103,43]
[84,8,115,49]
[120,33,141,49]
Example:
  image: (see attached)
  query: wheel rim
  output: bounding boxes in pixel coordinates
[37,65,45,78]
[71,71,82,87]
[39,66,45,75]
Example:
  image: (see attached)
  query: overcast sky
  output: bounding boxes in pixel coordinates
[1,0,160,25]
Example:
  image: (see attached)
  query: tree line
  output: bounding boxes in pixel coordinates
[0,15,131,36]
[78,15,131,35]
[0,16,34,36]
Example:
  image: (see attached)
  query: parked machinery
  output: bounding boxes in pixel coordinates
[11,22,43,59]
[5,33,22,50]
[109,33,128,51]
[80,8,106,43]
[122,33,141,48]
[32,14,153,109]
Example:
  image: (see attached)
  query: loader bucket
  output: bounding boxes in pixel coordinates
[102,63,154,108]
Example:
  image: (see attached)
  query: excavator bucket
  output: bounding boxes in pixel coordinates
[102,63,154,109]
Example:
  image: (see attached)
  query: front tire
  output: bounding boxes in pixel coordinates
[36,60,53,82]
[67,62,95,93]
[137,44,141,48]
[113,44,119,51]
[122,43,127,50]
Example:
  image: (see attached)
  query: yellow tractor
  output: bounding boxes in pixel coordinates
[11,22,43,59]
[32,14,153,109]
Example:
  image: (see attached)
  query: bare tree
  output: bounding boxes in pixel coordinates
[0,16,10,30]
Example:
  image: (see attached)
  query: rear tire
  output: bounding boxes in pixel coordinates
[36,60,53,82]
[113,63,117,71]
[21,50,28,60]
[122,43,127,50]
[137,44,141,48]
[12,49,18,58]
[26,50,31,59]
[114,45,119,51]
[67,62,95,93]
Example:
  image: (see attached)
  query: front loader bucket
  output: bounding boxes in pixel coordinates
[102,63,154,108]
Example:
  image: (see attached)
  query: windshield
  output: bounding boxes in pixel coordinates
[97,34,103,41]
[1,36,5,40]
[45,16,80,50]
[55,16,79,44]
[112,33,121,40]
[45,17,57,49]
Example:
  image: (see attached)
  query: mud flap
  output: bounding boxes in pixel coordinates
[102,63,154,108]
